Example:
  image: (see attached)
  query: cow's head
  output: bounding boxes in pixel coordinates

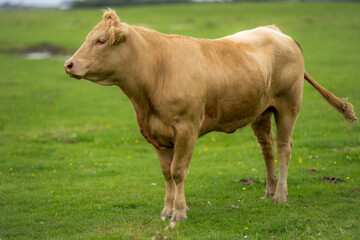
[64,9,129,85]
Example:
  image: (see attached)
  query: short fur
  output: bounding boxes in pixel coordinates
[65,9,358,221]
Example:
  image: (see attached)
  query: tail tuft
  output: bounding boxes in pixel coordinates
[336,98,358,123]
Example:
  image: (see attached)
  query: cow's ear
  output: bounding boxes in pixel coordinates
[110,25,128,45]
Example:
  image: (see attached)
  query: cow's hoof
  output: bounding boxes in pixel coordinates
[273,192,287,203]
[170,209,188,222]
[161,207,173,220]
[169,221,177,229]
[264,189,275,197]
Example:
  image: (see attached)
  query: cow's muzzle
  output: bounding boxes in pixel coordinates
[64,58,85,79]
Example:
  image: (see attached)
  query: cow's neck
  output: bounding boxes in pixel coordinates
[115,27,150,101]
[115,26,165,133]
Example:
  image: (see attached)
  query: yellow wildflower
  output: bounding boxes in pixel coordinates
[106,124,110,129]
[218,148,222,151]
[69,163,73,166]
[135,139,139,144]
[218,172,222,176]
[0,172,3,175]
[31,173,35,177]
[204,147,208,151]
[298,156,302,164]
[346,177,350,180]
[275,159,278,163]
[198,150,202,154]
[244,227,248,230]
[127,155,131,159]
[9,168,13,171]
[94,162,99,166]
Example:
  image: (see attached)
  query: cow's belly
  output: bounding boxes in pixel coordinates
[200,105,259,136]
[200,116,254,135]
[200,81,270,136]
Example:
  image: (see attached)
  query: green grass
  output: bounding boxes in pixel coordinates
[0,2,360,239]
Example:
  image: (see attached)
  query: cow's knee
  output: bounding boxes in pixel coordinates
[171,168,187,184]
[162,169,172,181]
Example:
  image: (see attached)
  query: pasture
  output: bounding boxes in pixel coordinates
[0,2,360,239]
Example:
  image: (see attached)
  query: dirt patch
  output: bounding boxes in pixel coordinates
[314,176,344,184]
[234,178,253,185]
[3,43,72,60]
[20,43,67,55]
[303,168,317,173]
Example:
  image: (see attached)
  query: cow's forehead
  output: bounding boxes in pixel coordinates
[86,20,109,39]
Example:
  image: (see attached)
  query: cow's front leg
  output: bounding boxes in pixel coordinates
[170,123,197,221]
[155,148,175,220]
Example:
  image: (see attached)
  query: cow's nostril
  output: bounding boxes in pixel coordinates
[67,62,73,70]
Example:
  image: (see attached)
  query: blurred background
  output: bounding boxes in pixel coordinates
[0,0,359,9]
[0,0,359,239]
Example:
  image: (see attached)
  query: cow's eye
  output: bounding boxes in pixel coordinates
[96,39,107,45]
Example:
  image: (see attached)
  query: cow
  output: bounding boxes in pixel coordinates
[64,9,358,221]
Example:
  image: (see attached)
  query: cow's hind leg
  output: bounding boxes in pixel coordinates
[273,100,301,203]
[155,148,175,220]
[251,108,277,197]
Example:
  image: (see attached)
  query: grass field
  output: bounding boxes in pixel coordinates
[0,2,360,239]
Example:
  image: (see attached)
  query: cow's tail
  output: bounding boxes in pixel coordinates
[304,72,358,123]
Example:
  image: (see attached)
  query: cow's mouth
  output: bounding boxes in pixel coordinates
[66,72,83,80]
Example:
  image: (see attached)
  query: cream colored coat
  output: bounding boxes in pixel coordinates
[65,9,357,221]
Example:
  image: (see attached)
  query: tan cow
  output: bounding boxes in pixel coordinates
[64,9,358,221]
